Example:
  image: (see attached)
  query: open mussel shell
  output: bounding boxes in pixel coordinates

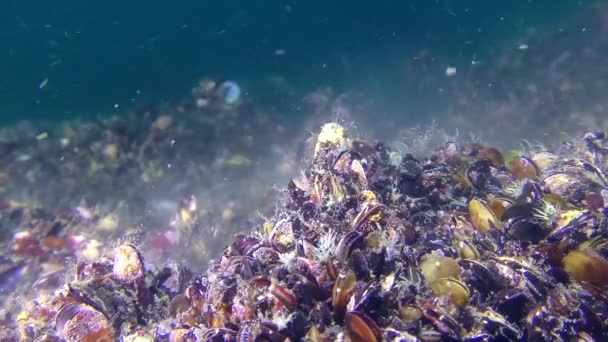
[429,277,470,307]
[469,199,502,233]
[332,271,356,322]
[351,200,386,232]
[345,311,382,342]
[55,303,114,342]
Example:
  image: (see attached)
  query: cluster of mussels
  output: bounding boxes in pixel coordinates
[7,124,608,341]
[0,102,293,284]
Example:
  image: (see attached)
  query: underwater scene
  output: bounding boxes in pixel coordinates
[2,1,608,341]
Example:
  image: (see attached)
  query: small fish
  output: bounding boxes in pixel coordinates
[39,78,49,89]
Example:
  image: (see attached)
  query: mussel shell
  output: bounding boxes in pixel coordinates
[112,244,144,283]
[543,173,581,200]
[516,179,544,202]
[420,256,461,284]
[563,248,608,286]
[351,282,384,314]
[351,201,386,232]
[479,147,504,167]
[483,316,522,341]
[546,210,591,243]
[487,197,513,221]
[326,256,338,280]
[269,283,297,310]
[429,277,470,306]
[336,231,366,262]
[531,151,557,171]
[466,159,500,190]
[55,303,114,341]
[55,303,87,336]
[457,240,480,260]
[398,155,423,196]
[348,249,371,282]
[505,217,546,243]
[581,161,608,187]
[345,311,382,342]
[332,150,354,174]
[350,159,368,190]
[496,290,531,323]
[510,156,539,180]
[501,202,535,222]
[251,246,280,265]
[332,271,356,322]
[458,259,501,294]
[232,235,261,255]
[469,199,502,233]
[351,139,376,158]
[287,178,310,206]
[205,327,238,341]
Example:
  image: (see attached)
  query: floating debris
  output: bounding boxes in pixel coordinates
[38,78,49,89]
[218,80,241,105]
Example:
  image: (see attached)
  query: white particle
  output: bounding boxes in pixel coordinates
[445,67,457,77]
[39,78,49,89]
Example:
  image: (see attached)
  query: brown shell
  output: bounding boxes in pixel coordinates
[469,199,502,233]
[345,311,382,342]
[332,271,356,322]
[55,303,114,342]
[510,156,539,180]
